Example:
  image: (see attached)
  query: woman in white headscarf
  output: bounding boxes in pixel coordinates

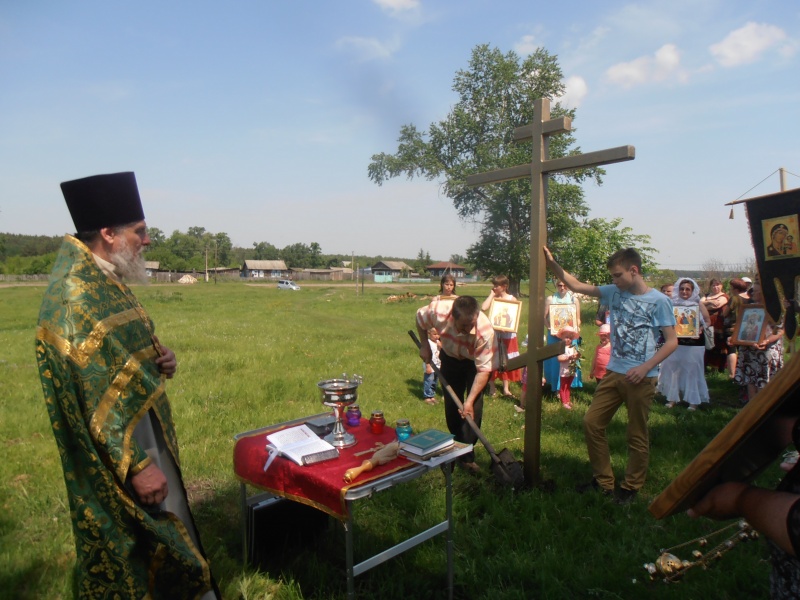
[657,278,712,411]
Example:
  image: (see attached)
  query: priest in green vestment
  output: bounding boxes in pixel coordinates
[36,172,219,599]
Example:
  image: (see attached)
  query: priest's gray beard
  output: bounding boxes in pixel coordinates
[109,235,149,285]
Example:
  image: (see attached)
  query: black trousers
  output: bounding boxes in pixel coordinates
[440,351,486,463]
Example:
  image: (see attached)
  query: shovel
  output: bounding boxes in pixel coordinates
[408,330,525,489]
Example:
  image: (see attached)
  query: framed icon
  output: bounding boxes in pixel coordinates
[674,305,700,339]
[762,214,800,261]
[548,303,577,336]
[488,298,522,333]
[730,304,768,346]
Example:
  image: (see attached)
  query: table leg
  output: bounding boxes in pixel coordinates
[240,483,247,564]
[345,506,355,600]
[444,465,454,600]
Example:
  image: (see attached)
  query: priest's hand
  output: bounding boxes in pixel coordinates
[153,335,177,379]
[131,463,169,506]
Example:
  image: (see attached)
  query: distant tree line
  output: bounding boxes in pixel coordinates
[0,229,460,276]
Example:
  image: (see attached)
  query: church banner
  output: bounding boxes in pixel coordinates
[743,188,800,339]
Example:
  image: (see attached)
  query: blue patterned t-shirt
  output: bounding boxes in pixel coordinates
[599,285,676,378]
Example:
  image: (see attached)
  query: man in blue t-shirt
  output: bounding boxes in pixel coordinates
[544,246,677,505]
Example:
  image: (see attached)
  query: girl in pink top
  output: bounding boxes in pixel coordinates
[591,324,611,383]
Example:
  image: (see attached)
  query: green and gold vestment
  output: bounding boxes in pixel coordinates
[36,236,215,599]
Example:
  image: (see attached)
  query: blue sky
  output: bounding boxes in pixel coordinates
[1,0,798,271]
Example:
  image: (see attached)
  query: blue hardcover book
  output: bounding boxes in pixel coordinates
[400,429,455,455]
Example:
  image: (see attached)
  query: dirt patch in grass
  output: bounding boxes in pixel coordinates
[185,477,217,505]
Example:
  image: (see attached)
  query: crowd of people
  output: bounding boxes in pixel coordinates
[427,271,778,413]
[653,274,785,409]
[416,258,791,487]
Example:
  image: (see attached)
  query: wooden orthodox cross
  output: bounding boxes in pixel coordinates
[466,97,635,485]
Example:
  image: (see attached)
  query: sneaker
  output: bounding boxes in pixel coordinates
[575,478,612,496]
[687,406,697,412]
[614,487,638,505]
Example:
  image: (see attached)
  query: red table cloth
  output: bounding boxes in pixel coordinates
[234,418,415,520]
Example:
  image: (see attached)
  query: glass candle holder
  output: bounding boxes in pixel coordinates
[345,404,361,427]
[395,418,412,441]
[369,411,385,434]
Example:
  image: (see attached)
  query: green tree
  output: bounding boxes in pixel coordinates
[368,44,612,296]
[554,217,656,285]
[166,230,202,262]
[653,268,677,288]
[24,253,56,275]
[281,243,313,268]
[147,227,166,248]
[0,233,61,257]
[214,233,232,266]
[309,242,324,268]
[326,255,345,269]
[252,241,280,260]
[186,226,207,239]
[144,246,181,271]
[414,248,431,275]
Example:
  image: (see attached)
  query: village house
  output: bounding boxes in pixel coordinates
[426,261,467,278]
[145,261,159,278]
[240,259,289,279]
[371,260,413,282]
[299,267,354,281]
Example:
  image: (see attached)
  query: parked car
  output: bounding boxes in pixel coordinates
[277,280,300,290]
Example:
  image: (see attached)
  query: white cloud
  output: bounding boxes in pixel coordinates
[372,0,420,17]
[335,36,399,61]
[606,44,686,88]
[710,22,789,67]
[514,34,538,56]
[556,76,588,109]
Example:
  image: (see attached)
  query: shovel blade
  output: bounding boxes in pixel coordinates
[490,448,525,488]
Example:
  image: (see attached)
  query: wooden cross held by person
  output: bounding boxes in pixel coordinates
[465,97,635,485]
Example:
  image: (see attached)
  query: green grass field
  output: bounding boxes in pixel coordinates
[0,281,779,599]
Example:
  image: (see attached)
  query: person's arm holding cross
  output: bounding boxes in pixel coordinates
[542,247,601,298]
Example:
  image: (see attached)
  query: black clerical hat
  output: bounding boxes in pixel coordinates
[60,172,145,232]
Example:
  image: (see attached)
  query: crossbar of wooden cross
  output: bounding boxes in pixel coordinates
[465,97,635,485]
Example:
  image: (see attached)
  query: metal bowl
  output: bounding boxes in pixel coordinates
[318,378,360,405]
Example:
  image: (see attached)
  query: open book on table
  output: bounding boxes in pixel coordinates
[263,424,339,470]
